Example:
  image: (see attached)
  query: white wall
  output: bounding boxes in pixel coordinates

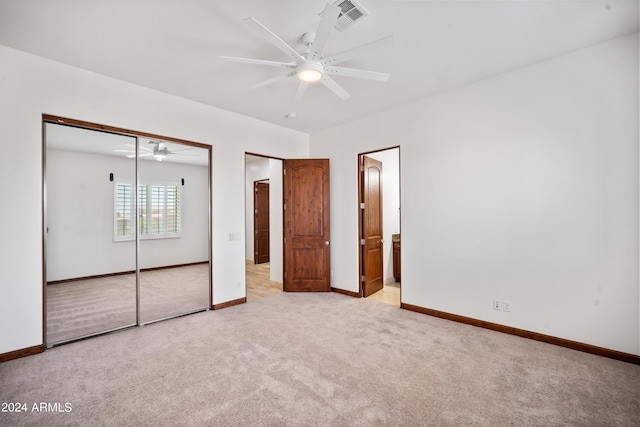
[0,45,308,355]
[46,149,136,280]
[138,156,210,270]
[269,158,284,283]
[311,34,639,355]
[367,149,400,284]
[47,149,209,281]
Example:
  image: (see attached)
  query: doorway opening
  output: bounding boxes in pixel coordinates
[254,179,271,265]
[245,153,283,300]
[358,147,401,306]
[245,154,332,298]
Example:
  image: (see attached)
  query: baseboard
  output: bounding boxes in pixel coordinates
[0,344,45,363]
[331,287,360,298]
[212,297,246,310]
[141,261,208,272]
[48,261,209,285]
[48,270,135,285]
[401,303,640,365]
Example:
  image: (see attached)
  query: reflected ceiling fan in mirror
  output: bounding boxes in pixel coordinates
[220,1,395,101]
[113,140,197,162]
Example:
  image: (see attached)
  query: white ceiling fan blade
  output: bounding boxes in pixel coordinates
[124,143,152,152]
[321,75,351,100]
[325,66,390,81]
[139,152,154,157]
[220,56,296,69]
[293,82,309,102]
[309,4,341,61]
[323,35,395,66]
[113,149,135,153]
[248,73,293,90]
[168,152,198,156]
[243,17,305,62]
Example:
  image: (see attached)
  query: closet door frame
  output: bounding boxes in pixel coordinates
[42,114,212,347]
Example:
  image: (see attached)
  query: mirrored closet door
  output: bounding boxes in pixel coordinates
[44,118,211,346]
[45,123,138,345]
[138,139,210,323]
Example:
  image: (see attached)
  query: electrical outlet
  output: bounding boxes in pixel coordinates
[493,299,502,310]
[503,300,511,312]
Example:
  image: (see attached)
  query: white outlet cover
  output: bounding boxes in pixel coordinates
[503,300,512,312]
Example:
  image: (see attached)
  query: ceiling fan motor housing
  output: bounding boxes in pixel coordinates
[297,61,324,82]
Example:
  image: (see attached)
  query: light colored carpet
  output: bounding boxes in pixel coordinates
[2,292,639,426]
[46,264,209,345]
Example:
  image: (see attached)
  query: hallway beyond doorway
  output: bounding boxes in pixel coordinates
[246,261,282,301]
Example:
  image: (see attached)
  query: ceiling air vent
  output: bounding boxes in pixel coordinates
[321,0,369,32]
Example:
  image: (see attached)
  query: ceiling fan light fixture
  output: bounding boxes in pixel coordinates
[153,145,169,161]
[297,62,324,82]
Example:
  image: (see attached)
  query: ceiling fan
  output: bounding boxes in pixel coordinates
[220,1,395,101]
[113,140,197,162]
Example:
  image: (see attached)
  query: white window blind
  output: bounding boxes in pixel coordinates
[166,185,180,235]
[114,183,133,239]
[151,185,165,235]
[138,185,148,236]
[114,182,181,241]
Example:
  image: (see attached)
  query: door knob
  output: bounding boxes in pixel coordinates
[381,239,385,243]
[325,241,330,246]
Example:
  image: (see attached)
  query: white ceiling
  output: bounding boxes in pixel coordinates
[1,1,637,133]
[46,122,210,166]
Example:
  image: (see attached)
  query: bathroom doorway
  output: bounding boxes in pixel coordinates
[358,147,400,306]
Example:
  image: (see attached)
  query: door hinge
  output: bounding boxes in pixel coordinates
[360,203,365,209]
[283,237,286,244]
[361,275,365,282]
[360,239,365,245]
[283,169,286,175]
[283,203,286,210]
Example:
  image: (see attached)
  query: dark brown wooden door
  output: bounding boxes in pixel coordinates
[362,155,384,297]
[283,159,331,292]
[254,180,270,264]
